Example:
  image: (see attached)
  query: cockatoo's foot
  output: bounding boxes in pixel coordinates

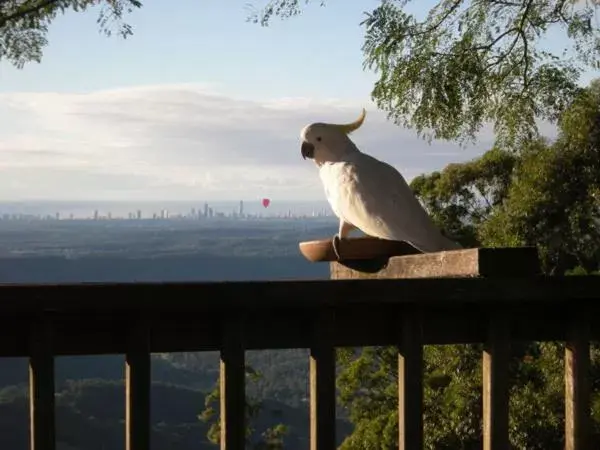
[332,234,342,261]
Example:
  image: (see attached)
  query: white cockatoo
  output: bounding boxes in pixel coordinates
[300,108,462,259]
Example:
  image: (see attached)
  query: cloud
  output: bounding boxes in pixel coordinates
[0,83,510,201]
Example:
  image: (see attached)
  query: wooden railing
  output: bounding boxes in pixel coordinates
[1,247,599,450]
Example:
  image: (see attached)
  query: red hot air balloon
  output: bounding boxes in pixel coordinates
[262,198,271,208]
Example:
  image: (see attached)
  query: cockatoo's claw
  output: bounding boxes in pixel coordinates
[332,234,342,261]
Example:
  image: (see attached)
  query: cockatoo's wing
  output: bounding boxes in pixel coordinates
[319,153,461,253]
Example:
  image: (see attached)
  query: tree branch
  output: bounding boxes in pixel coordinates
[0,0,62,27]
[483,0,534,86]
[407,0,464,38]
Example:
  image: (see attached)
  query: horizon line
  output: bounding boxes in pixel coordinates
[0,199,331,203]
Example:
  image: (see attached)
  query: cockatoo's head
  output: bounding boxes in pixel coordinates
[300,109,366,164]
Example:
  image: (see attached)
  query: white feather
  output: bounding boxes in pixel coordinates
[319,151,461,253]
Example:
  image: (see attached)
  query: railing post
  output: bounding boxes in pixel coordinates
[125,319,151,450]
[565,311,590,450]
[310,308,336,450]
[220,315,246,450]
[398,308,423,450]
[29,315,55,450]
[482,312,509,450]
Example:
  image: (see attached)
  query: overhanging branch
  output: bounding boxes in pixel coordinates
[0,0,62,27]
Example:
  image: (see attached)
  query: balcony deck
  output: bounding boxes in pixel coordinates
[1,247,599,449]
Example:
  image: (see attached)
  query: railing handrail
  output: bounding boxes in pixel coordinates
[2,271,598,448]
[0,275,599,312]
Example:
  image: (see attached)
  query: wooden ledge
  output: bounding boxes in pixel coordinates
[330,247,541,279]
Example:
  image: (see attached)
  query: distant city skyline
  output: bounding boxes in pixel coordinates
[0,199,336,220]
[0,1,593,201]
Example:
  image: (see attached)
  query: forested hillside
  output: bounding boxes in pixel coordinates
[0,220,336,449]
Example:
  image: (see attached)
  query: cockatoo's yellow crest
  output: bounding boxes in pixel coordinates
[333,108,366,134]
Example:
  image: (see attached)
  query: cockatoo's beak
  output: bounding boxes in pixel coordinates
[301,141,315,160]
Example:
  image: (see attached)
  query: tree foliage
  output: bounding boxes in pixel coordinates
[255,0,600,147]
[411,146,518,247]
[199,366,289,449]
[338,343,600,449]
[480,79,600,273]
[334,79,600,449]
[247,0,325,25]
[409,78,600,274]
[0,0,141,68]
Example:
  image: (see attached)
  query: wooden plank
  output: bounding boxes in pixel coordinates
[331,247,540,279]
[482,313,509,450]
[2,277,600,313]
[398,309,423,450]
[29,316,55,450]
[310,309,337,450]
[220,316,245,450]
[0,299,596,357]
[125,320,151,450]
[565,312,590,450]
[0,296,595,357]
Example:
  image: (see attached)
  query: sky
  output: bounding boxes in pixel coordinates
[0,0,597,202]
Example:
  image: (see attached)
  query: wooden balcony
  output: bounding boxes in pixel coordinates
[1,247,599,450]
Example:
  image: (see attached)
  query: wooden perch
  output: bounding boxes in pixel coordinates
[299,236,422,262]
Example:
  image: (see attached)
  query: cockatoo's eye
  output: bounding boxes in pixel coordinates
[316,137,322,142]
